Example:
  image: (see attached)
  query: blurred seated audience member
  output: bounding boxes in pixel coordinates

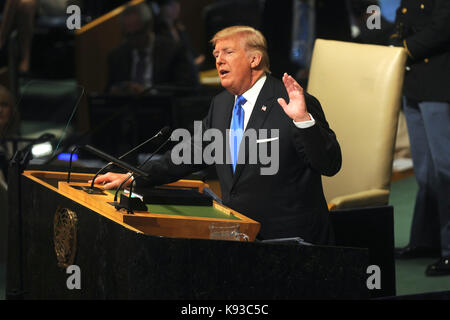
[153,0,205,67]
[106,2,199,95]
[0,0,38,74]
[0,84,18,266]
[0,0,81,74]
[0,85,19,189]
[349,0,395,45]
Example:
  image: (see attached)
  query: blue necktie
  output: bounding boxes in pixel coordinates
[230,95,246,173]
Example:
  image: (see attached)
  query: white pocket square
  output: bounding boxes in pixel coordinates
[256,137,279,144]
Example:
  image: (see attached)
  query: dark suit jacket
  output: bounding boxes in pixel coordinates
[136,75,341,245]
[106,35,199,91]
[391,0,450,101]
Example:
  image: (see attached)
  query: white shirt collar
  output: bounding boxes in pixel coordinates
[239,74,267,106]
[131,46,153,87]
[234,74,267,129]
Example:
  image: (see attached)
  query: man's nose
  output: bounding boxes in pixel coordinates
[215,53,224,65]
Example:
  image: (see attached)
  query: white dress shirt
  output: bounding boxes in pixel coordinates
[131,41,154,88]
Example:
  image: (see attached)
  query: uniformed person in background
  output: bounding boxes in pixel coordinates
[392,0,450,277]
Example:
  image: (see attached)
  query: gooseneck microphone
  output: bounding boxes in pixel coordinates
[67,144,149,184]
[89,126,170,191]
[66,127,170,185]
[113,131,173,204]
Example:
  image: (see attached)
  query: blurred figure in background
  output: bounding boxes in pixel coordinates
[106,2,199,94]
[0,84,18,276]
[0,0,81,74]
[392,0,450,277]
[0,84,19,188]
[153,0,205,68]
[0,0,38,74]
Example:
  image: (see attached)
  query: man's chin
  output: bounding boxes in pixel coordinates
[220,79,231,90]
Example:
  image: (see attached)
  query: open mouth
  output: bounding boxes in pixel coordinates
[219,70,230,77]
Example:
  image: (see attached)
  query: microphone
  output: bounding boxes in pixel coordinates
[22,133,56,151]
[88,126,170,192]
[66,127,170,186]
[113,130,173,209]
[66,144,151,184]
[15,132,56,167]
[45,85,159,166]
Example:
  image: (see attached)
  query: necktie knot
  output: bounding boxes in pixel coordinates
[236,95,246,108]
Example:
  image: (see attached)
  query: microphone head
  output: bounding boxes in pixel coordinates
[39,133,56,141]
[23,132,56,151]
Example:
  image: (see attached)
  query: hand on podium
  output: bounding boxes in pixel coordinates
[90,172,132,190]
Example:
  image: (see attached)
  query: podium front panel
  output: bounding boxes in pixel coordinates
[6,170,370,299]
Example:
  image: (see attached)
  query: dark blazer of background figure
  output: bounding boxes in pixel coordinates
[106,2,199,94]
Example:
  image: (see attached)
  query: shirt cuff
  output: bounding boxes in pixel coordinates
[293,113,315,129]
[127,172,135,182]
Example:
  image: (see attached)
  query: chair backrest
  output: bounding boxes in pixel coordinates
[307,39,407,208]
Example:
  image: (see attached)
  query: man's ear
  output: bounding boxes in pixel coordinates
[249,51,262,69]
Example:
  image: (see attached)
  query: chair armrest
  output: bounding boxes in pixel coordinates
[328,189,390,211]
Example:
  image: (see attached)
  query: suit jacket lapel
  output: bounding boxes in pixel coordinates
[120,45,133,83]
[231,76,275,187]
[216,92,235,185]
[245,76,275,132]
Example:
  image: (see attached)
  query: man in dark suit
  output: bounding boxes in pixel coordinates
[106,2,199,94]
[392,0,450,276]
[95,26,341,245]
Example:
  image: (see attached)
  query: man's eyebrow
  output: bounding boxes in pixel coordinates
[213,46,231,54]
[213,47,225,56]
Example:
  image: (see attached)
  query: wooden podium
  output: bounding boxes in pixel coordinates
[6,170,370,299]
[24,170,261,241]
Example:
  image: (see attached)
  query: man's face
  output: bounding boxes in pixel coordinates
[161,1,180,22]
[213,35,253,96]
[123,12,149,50]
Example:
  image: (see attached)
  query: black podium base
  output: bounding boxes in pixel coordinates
[6,176,371,299]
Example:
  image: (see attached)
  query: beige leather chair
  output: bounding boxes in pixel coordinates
[307,39,407,210]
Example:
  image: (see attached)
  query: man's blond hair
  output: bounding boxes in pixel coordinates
[210,25,271,73]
